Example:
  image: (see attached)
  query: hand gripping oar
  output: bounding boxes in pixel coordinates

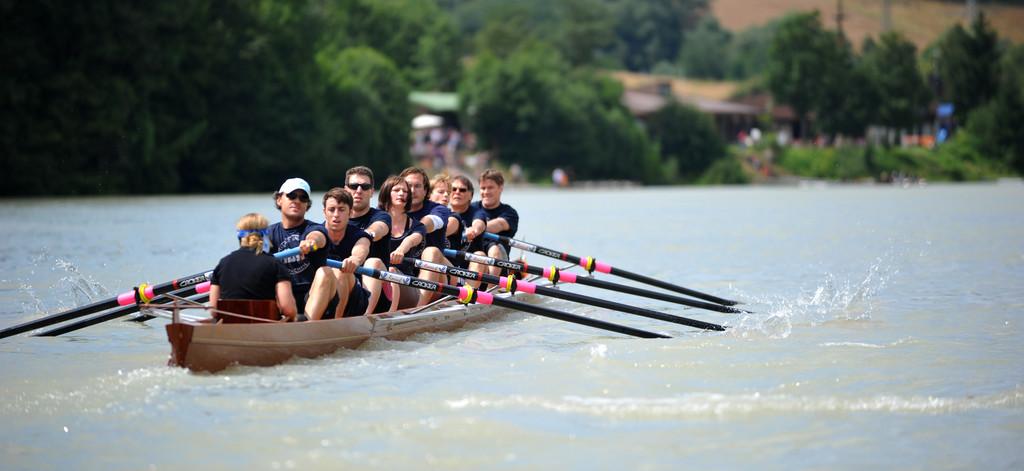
[407,257,725,331]
[444,249,750,314]
[35,285,211,337]
[482,233,740,306]
[0,247,307,340]
[331,260,669,339]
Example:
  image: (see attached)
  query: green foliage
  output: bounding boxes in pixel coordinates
[936,13,1002,123]
[698,154,750,185]
[609,0,707,72]
[678,17,732,79]
[766,12,835,126]
[727,21,777,79]
[862,32,931,131]
[646,101,727,181]
[460,46,660,182]
[777,141,1007,182]
[815,34,877,138]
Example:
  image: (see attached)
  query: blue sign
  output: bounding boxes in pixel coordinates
[937,103,954,118]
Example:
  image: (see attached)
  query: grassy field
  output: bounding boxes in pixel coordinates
[711,0,1024,49]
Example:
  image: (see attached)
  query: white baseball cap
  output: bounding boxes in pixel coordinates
[277,178,311,195]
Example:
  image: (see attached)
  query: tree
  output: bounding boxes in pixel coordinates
[862,31,931,131]
[678,16,732,79]
[814,33,877,138]
[766,11,835,137]
[936,13,1001,123]
[645,101,726,181]
[610,0,707,72]
[966,43,1024,173]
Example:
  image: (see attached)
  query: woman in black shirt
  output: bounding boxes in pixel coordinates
[209,213,298,321]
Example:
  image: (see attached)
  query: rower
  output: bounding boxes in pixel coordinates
[267,177,334,321]
[320,188,373,318]
[378,175,429,309]
[447,174,484,269]
[399,167,452,299]
[467,169,519,279]
[429,173,468,252]
[209,213,297,322]
[343,166,390,313]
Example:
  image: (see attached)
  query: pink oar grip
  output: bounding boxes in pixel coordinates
[594,261,612,274]
[475,291,494,305]
[195,281,211,294]
[500,277,536,293]
[117,291,136,306]
[559,271,577,283]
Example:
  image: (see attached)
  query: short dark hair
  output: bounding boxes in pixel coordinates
[323,187,353,209]
[451,175,474,195]
[345,166,374,186]
[480,169,504,186]
[399,166,431,195]
[378,175,412,212]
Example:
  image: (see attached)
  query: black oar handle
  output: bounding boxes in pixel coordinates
[350,263,669,339]
[409,257,725,331]
[483,233,741,306]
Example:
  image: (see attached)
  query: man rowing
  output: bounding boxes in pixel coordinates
[467,169,519,278]
[343,166,390,312]
[267,178,335,321]
[399,167,452,300]
[320,188,373,318]
[446,174,483,268]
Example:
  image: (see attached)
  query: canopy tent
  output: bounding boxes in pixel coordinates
[412,114,443,129]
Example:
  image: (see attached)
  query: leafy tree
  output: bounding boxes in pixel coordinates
[936,12,1001,123]
[815,33,877,138]
[728,20,778,79]
[965,43,1024,173]
[766,11,835,137]
[460,46,660,182]
[609,0,707,72]
[862,31,931,131]
[556,0,615,67]
[645,101,726,181]
[678,16,732,79]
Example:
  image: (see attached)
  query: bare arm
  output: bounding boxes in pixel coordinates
[390,233,424,265]
[208,284,221,313]
[485,217,510,234]
[300,231,327,255]
[367,220,389,241]
[342,238,370,273]
[465,219,486,241]
[276,280,297,320]
[445,216,461,237]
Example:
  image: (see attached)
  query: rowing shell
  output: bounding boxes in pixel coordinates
[164,283,547,373]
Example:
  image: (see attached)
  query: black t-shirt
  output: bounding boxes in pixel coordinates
[211,248,291,300]
[267,219,327,297]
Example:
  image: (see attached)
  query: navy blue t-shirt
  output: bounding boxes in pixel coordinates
[350,207,391,263]
[471,201,519,253]
[388,217,427,274]
[454,205,485,254]
[268,219,328,297]
[407,200,450,250]
[324,223,372,262]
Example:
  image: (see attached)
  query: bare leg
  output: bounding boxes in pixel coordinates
[486,244,509,278]
[332,269,355,318]
[305,267,337,321]
[362,258,387,315]
[416,247,451,306]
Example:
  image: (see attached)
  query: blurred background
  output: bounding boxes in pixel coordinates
[2,0,1022,195]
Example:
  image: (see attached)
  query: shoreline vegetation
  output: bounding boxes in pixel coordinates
[2,1,1021,196]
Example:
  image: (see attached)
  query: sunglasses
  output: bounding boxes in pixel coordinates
[346,182,373,191]
[450,187,470,193]
[285,191,310,203]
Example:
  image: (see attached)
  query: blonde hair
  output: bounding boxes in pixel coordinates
[236,213,270,254]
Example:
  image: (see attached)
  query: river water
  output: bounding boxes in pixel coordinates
[1,182,1022,470]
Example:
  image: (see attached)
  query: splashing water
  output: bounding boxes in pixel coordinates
[730,256,898,339]
[54,258,111,305]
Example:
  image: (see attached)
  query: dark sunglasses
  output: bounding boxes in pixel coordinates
[346,183,373,191]
[451,187,470,193]
[285,191,310,202]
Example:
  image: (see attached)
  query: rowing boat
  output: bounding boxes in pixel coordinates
[162,280,548,373]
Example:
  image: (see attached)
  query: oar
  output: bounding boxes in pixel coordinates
[482,233,740,306]
[0,247,306,340]
[34,285,210,337]
[330,260,670,339]
[408,257,725,331]
[444,249,750,314]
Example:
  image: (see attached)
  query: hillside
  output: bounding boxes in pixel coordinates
[711,0,1024,49]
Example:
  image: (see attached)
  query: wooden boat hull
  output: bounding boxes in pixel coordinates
[166,290,539,372]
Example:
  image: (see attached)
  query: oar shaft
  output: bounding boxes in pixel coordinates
[347,262,669,339]
[443,249,747,314]
[408,257,725,331]
[483,233,740,306]
[36,289,209,337]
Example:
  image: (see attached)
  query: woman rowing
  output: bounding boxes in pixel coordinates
[380,175,449,308]
[208,213,297,322]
